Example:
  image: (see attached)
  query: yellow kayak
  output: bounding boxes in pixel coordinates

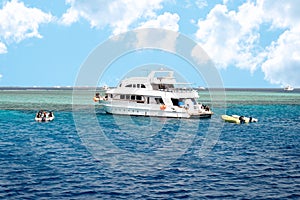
[221,115,243,124]
[222,115,258,124]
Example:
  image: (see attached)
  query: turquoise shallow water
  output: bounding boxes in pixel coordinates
[0,89,300,199]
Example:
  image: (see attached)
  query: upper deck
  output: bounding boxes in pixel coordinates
[118,71,191,89]
[107,70,198,98]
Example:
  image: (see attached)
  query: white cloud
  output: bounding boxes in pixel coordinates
[0,74,3,79]
[60,0,164,35]
[195,0,300,86]
[139,12,180,32]
[133,13,180,52]
[0,0,53,50]
[259,0,300,87]
[60,7,79,26]
[259,0,300,29]
[134,28,179,53]
[195,0,208,9]
[0,42,7,54]
[195,3,263,72]
[222,0,229,4]
[262,28,300,87]
[185,0,207,9]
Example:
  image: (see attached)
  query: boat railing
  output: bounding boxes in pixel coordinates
[157,88,195,93]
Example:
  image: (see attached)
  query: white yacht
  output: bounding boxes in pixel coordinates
[284,85,294,91]
[95,70,213,118]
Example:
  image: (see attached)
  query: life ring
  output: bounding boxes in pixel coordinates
[160,104,167,110]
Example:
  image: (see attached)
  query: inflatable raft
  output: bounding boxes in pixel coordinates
[35,111,55,122]
[231,115,258,123]
[222,115,258,124]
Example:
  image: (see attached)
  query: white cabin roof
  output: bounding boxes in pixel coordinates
[106,70,197,98]
[119,70,181,86]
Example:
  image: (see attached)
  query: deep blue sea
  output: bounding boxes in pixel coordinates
[0,89,300,199]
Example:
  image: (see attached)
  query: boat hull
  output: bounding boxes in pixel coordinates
[100,102,212,119]
[35,116,55,122]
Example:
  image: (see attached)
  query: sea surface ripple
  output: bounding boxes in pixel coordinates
[0,89,300,199]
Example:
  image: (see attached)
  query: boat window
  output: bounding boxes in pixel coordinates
[171,98,179,106]
[151,84,158,90]
[125,84,132,87]
[136,96,145,103]
[159,84,166,89]
[126,95,130,99]
[119,83,122,87]
[137,84,140,88]
[133,84,136,88]
[190,98,197,105]
[155,98,164,104]
[141,84,146,88]
[120,95,125,99]
[131,95,135,100]
[136,95,142,101]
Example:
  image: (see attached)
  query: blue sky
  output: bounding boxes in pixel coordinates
[0,0,299,88]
